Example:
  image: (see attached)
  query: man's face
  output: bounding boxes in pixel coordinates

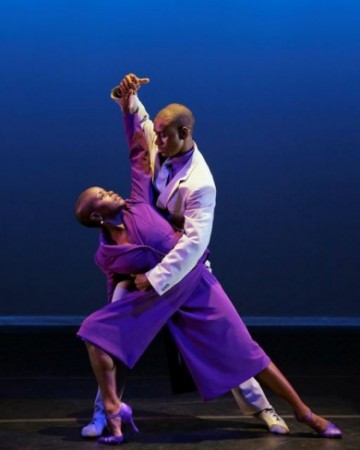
[154,116,184,158]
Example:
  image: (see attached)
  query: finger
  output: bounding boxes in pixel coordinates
[129,74,150,88]
[119,82,129,95]
[137,77,150,85]
[136,284,145,291]
[122,75,134,90]
[128,80,137,91]
[120,84,132,97]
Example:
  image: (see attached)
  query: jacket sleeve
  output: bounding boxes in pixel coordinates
[145,184,216,295]
[122,113,153,203]
[111,90,158,174]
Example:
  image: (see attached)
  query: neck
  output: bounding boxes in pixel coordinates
[102,223,129,245]
[178,140,194,155]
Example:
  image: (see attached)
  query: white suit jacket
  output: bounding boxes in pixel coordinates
[112,92,216,295]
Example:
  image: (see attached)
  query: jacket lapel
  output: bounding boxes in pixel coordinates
[156,144,200,210]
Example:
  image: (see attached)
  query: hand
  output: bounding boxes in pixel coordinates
[119,73,150,98]
[133,273,152,291]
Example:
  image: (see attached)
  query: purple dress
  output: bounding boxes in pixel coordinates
[77,115,270,401]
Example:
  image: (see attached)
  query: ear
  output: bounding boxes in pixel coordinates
[179,126,190,139]
[90,212,103,225]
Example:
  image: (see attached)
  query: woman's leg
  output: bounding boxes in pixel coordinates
[85,342,127,437]
[256,362,338,434]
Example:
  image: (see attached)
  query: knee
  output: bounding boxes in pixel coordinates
[85,341,103,361]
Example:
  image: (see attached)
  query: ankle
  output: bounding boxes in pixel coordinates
[298,411,329,432]
[294,408,312,422]
[104,400,121,416]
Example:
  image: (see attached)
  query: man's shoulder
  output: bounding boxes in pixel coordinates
[190,148,216,186]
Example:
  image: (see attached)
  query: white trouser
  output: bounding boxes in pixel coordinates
[232,378,271,415]
[93,388,104,415]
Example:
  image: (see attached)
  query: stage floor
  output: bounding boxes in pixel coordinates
[0,326,359,449]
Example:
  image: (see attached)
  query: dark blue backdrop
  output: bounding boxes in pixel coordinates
[1,1,359,320]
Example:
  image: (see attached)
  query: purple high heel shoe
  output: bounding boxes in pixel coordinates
[98,402,139,445]
[296,410,342,438]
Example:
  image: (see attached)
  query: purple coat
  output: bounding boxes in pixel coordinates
[77,115,270,401]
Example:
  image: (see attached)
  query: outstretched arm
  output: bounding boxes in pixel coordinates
[111,74,158,173]
[122,112,154,203]
[111,76,156,203]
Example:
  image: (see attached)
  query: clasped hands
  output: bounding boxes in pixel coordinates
[116,73,150,103]
[132,273,152,291]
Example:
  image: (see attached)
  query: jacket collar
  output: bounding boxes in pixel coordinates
[156,143,200,208]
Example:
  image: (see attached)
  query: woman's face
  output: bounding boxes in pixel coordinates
[86,187,125,219]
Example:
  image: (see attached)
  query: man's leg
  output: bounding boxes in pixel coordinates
[232,377,289,434]
[81,388,107,438]
[81,386,126,437]
[81,281,130,438]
